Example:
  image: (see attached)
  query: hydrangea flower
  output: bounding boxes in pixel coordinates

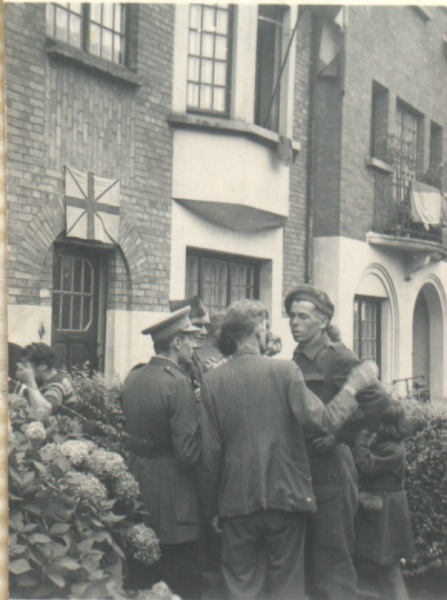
[39,442,63,462]
[126,523,161,565]
[112,470,140,503]
[85,448,125,478]
[60,439,96,466]
[63,470,108,504]
[9,394,29,413]
[22,421,47,441]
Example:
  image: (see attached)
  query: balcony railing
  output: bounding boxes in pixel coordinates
[373,177,444,245]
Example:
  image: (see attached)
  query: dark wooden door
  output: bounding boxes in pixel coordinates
[51,245,102,371]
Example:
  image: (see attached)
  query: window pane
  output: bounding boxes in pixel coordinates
[188,57,200,81]
[53,294,61,328]
[203,7,216,31]
[84,261,93,294]
[190,4,200,30]
[216,9,228,34]
[214,61,226,86]
[90,3,102,23]
[189,31,201,56]
[89,23,101,56]
[56,8,69,42]
[68,14,81,47]
[102,3,114,28]
[46,3,55,36]
[73,258,83,292]
[201,59,213,84]
[202,33,215,58]
[101,29,113,61]
[200,85,213,110]
[188,83,200,108]
[215,35,227,60]
[62,256,73,291]
[72,295,82,330]
[61,294,72,329]
[82,296,92,329]
[113,35,122,64]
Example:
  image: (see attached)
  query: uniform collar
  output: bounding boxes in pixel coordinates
[150,355,183,374]
[295,332,332,361]
[233,345,261,358]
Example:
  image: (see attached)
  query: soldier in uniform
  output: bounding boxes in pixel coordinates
[121,307,203,599]
[285,284,390,600]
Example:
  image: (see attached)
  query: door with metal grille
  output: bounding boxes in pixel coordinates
[51,245,102,371]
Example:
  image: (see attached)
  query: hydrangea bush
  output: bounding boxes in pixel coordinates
[403,398,447,577]
[8,371,166,600]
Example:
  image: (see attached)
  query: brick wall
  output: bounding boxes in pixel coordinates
[282,9,312,300]
[5,3,175,311]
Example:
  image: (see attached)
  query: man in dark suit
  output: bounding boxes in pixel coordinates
[200,299,379,600]
[285,284,390,600]
[121,307,202,599]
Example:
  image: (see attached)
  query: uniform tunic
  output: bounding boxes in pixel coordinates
[121,356,201,545]
[293,332,390,600]
[354,433,415,565]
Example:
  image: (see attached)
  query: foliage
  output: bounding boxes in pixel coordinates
[403,398,447,577]
[8,384,162,599]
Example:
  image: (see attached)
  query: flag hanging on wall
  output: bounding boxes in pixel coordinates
[65,166,120,244]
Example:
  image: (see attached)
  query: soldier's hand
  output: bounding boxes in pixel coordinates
[311,434,337,456]
[345,360,379,395]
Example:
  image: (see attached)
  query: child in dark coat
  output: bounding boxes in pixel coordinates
[354,400,414,600]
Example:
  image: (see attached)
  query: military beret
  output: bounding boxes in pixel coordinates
[169,295,210,324]
[142,306,200,340]
[284,284,334,319]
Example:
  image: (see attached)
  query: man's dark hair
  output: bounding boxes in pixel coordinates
[218,299,268,355]
[22,343,56,369]
[8,342,24,378]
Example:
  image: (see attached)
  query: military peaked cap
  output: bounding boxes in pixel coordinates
[141,306,200,340]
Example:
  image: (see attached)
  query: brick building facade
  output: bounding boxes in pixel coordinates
[4,4,447,398]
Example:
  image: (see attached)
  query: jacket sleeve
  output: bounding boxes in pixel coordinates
[287,363,359,434]
[353,433,403,477]
[322,347,390,444]
[200,378,222,519]
[169,376,201,467]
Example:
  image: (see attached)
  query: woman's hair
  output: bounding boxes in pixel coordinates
[217,299,268,356]
[326,323,341,342]
[377,399,411,441]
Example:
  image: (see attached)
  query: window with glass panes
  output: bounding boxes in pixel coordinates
[52,254,94,332]
[187,4,233,115]
[254,5,285,132]
[353,296,381,369]
[186,251,259,313]
[393,103,421,202]
[46,3,128,66]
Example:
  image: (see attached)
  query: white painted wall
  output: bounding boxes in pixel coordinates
[8,305,52,347]
[313,236,447,398]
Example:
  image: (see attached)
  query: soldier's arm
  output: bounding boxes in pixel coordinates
[170,376,201,467]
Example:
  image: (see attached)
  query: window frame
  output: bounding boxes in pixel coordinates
[186,4,234,117]
[185,248,261,313]
[46,3,130,67]
[370,81,389,161]
[353,295,382,371]
[254,4,286,133]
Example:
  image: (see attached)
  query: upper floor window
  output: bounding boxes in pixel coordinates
[186,250,259,313]
[370,81,389,161]
[429,121,443,173]
[187,4,233,115]
[46,3,128,66]
[254,5,286,132]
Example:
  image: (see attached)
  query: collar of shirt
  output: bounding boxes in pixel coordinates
[150,355,183,374]
[294,332,333,361]
[233,345,261,358]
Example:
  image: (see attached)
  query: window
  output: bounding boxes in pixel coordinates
[429,121,443,173]
[254,5,285,132]
[186,250,259,313]
[392,102,423,203]
[353,296,381,369]
[187,4,233,115]
[370,82,389,161]
[46,3,128,66]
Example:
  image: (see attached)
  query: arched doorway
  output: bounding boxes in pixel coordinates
[412,284,445,399]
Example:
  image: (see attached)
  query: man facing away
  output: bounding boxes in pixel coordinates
[200,299,380,600]
[121,307,202,600]
[285,284,390,600]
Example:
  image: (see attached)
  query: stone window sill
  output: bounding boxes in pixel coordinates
[167,112,301,156]
[365,156,394,175]
[45,38,142,87]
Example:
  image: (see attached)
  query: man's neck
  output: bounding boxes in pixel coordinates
[41,367,58,382]
[235,335,260,354]
[299,331,326,352]
[157,352,180,367]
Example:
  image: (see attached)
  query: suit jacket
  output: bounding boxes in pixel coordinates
[200,346,359,519]
[121,356,201,544]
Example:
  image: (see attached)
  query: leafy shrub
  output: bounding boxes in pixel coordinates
[8,375,165,599]
[403,398,447,576]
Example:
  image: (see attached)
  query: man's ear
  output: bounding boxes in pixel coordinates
[319,315,329,331]
[172,336,181,351]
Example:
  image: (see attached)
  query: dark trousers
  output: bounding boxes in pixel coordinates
[125,540,203,600]
[306,486,359,600]
[221,509,308,600]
